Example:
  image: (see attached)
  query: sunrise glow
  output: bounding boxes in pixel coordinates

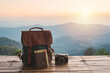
[84,12,87,16]
[0,0,110,26]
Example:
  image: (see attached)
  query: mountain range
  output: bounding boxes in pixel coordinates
[0,22,110,55]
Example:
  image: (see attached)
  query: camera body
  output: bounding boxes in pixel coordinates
[55,54,68,64]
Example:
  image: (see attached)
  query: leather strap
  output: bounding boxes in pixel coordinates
[48,45,51,62]
[27,32,32,65]
[51,48,54,53]
[29,27,43,31]
[28,46,32,64]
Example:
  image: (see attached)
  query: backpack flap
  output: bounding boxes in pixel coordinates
[22,30,53,47]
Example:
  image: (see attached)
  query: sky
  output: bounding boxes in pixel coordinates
[0,0,110,27]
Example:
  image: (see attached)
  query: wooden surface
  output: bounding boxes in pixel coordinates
[0,56,22,73]
[0,56,110,73]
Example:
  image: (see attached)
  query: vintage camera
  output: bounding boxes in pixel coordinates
[55,54,68,64]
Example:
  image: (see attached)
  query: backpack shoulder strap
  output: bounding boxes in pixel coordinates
[27,32,32,65]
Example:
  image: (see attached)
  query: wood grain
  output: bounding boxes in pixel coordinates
[0,55,110,73]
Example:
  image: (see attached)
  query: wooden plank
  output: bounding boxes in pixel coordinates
[0,56,22,73]
[0,56,20,62]
[0,66,22,70]
[0,70,21,73]
[82,56,110,61]
[22,71,69,73]
[69,65,89,71]
[85,60,110,66]
[68,61,85,66]
[92,71,110,73]
[0,56,110,73]
[70,71,91,73]
[22,66,69,72]
[0,62,22,67]
[68,56,82,61]
[89,65,110,71]
[0,62,12,67]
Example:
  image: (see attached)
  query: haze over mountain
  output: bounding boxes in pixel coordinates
[0,22,110,55]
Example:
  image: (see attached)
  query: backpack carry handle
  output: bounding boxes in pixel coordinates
[29,27,43,31]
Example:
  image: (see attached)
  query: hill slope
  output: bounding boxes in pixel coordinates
[0,37,21,49]
[0,37,22,55]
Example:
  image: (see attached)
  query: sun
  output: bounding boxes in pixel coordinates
[84,12,87,16]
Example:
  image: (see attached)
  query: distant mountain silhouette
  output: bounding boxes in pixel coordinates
[0,22,110,55]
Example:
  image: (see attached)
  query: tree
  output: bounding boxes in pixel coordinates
[13,49,22,55]
[84,47,96,56]
[95,48,109,55]
[0,45,22,55]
